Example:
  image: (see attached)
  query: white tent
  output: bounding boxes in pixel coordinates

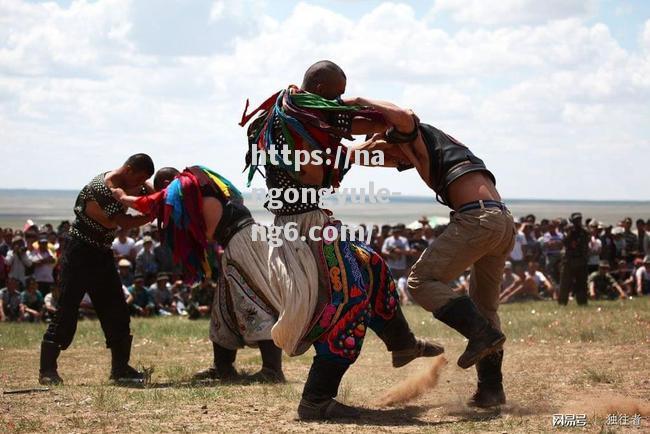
[406,215,450,229]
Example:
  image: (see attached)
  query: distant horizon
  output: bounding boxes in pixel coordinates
[0,188,647,205]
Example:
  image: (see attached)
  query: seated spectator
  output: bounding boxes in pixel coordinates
[450,268,471,295]
[78,292,97,319]
[118,258,134,287]
[509,222,527,274]
[20,277,44,322]
[127,275,156,317]
[112,228,136,262]
[635,255,650,296]
[588,260,626,300]
[43,283,61,322]
[170,279,189,315]
[501,261,550,303]
[611,260,635,295]
[187,278,215,319]
[135,236,158,285]
[149,272,174,315]
[0,277,22,321]
[499,261,522,300]
[29,234,56,295]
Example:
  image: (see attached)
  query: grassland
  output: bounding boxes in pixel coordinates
[1,297,649,433]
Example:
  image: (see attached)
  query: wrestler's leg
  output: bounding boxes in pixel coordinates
[297,347,359,421]
[365,254,444,367]
[408,211,506,369]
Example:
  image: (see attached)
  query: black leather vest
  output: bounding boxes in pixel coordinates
[419,123,496,206]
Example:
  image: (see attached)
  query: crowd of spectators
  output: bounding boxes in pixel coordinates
[2,213,649,322]
[0,221,216,322]
[369,214,650,306]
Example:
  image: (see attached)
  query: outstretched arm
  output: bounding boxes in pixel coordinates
[344,97,415,134]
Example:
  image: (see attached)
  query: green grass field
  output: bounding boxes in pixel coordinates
[2,297,649,433]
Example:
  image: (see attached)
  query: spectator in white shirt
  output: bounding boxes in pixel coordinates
[587,221,603,274]
[29,235,56,295]
[5,237,32,287]
[635,255,650,296]
[509,222,527,274]
[112,229,136,262]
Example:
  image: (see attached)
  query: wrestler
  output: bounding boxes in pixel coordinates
[39,154,155,385]
[112,165,285,383]
[240,60,443,420]
[344,95,515,408]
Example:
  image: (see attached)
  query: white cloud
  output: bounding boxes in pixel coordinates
[0,0,648,201]
[431,0,597,26]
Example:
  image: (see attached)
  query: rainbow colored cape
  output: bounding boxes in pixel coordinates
[133,165,243,280]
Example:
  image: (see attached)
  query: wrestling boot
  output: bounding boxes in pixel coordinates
[468,350,506,408]
[297,358,360,421]
[252,340,286,383]
[39,340,64,385]
[109,335,145,384]
[192,342,238,381]
[433,296,505,369]
[377,306,444,368]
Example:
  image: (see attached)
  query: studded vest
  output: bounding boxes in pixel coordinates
[69,173,125,249]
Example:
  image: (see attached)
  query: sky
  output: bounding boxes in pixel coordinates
[1,0,649,200]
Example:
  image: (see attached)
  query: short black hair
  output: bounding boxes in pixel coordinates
[124,153,155,176]
[154,167,180,191]
[301,60,346,93]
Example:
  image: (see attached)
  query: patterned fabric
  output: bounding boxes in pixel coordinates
[240,85,384,189]
[131,166,246,281]
[209,224,281,350]
[302,220,398,363]
[69,173,125,249]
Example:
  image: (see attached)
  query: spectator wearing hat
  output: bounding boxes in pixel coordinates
[126,275,155,316]
[587,221,602,274]
[20,277,44,322]
[588,260,625,300]
[117,259,134,287]
[29,234,56,295]
[149,272,173,315]
[635,255,650,296]
[611,227,626,262]
[559,212,590,306]
[622,217,639,264]
[5,236,33,287]
[498,262,521,300]
[135,235,158,285]
[0,277,22,321]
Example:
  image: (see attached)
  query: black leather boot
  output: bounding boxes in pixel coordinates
[297,358,360,421]
[468,350,506,407]
[434,296,505,369]
[192,342,238,381]
[253,340,285,383]
[377,306,444,367]
[39,340,64,385]
[109,335,145,384]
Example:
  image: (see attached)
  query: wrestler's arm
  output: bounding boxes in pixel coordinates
[350,117,387,135]
[344,97,415,133]
[202,197,223,242]
[85,201,152,230]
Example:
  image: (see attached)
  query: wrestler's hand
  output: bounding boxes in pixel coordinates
[111,187,126,201]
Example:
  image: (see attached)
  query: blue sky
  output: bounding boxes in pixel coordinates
[1,0,649,200]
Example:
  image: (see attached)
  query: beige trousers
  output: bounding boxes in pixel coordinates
[407,207,516,329]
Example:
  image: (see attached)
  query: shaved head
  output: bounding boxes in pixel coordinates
[154,167,180,191]
[301,60,346,100]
